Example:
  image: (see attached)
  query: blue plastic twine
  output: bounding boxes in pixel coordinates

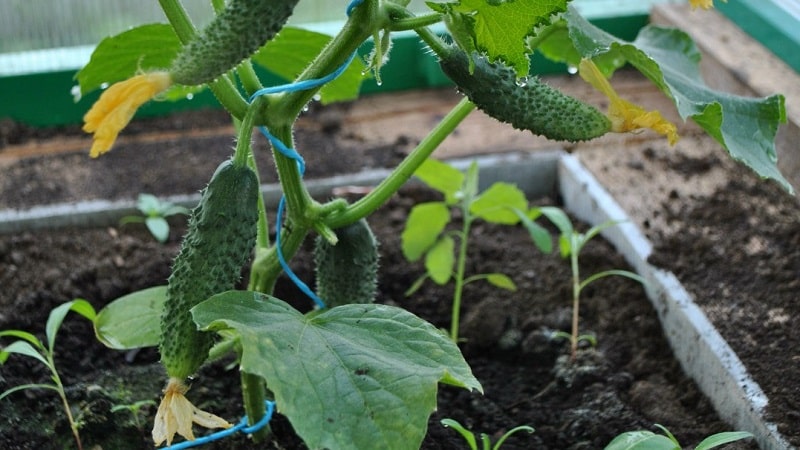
[162,400,276,450]
[249,48,359,311]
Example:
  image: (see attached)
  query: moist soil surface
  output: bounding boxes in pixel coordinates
[1,92,794,449]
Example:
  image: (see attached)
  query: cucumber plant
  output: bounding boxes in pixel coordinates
[402,158,553,342]
[71,0,790,448]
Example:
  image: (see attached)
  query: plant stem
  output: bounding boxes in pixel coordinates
[264,0,384,126]
[450,217,473,342]
[387,12,442,32]
[326,97,476,228]
[48,355,82,450]
[570,243,581,359]
[240,372,270,442]
[157,0,248,119]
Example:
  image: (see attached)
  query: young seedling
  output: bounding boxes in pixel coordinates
[537,208,646,359]
[120,193,189,243]
[111,399,158,432]
[0,299,97,450]
[402,158,553,342]
[441,418,535,450]
[605,424,753,450]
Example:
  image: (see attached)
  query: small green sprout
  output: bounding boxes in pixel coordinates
[1,299,98,450]
[402,158,552,342]
[111,399,158,431]
[605,424,754,450]
[441,418,535,450]
[537,209,646,359]
[120,193,189,243]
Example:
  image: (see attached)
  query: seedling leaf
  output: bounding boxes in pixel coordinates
[0,341,48,367]
[485,273,517,291]
[604,431,678,450]
[513,207,552,253]
[470,182,527,224]
[193,292,481,450]
[46,299,95,352]
[441,418,478,449]
[695,431,754,450]
[426,236,455,285]
[414,158,465,204]
[145,217,170,243]
[402,202,451,261]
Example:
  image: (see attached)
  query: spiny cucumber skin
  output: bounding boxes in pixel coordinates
[439,47,611,142]
[159,160,259,380]
[170,0,300,86]
[314,219,380,308]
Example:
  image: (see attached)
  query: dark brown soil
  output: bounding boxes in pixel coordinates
[0,102,781,449]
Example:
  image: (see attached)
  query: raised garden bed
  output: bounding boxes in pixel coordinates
[0,136,788,448]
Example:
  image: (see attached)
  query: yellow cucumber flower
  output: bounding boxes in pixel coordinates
[578,59,679,145]
[152,378,231,447]
[689,0,725,10]
[82,71,172,157]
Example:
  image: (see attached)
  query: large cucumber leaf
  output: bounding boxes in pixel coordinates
[192,291,481,450]
[560,6,790,192]
[444,0,570,76]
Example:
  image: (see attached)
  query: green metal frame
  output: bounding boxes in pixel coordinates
[1,9,649,128]
[717,0,800,73]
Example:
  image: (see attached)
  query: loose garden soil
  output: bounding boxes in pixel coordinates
[0,89,792,449]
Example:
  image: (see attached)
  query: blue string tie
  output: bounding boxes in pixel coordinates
[162,400,276,450]
[249,47,359,311]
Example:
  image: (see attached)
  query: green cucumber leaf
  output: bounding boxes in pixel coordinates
[75,23,198,101]
[447,0,569,76]
[251,26,367,104]
[192,292,481,450]
[469,182,528,224]
[94,286,167,349]
[402,202,451,262]
[563,6,791,192]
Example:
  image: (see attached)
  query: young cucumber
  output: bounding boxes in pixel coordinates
[313,219,380,308]
[159,160,259,380]
[170,0,300,86]
[439,47,611,142]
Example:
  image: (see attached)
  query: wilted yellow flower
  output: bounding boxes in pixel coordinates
[579,59,679,145]
[82,71,172,157]
[152,377,231,447]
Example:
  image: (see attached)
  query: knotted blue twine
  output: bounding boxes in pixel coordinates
[248,0,363,310]
[162,400,275,450]
[250,50,358,311]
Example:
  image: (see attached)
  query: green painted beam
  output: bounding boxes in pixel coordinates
[717,0,800,73]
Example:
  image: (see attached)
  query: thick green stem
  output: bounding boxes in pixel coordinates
[265,0,384,126]
[388,12,442,31]
[238,61,264,97]
[240,372,270,442]
[327,98,476,228]
[157,0,248,119]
